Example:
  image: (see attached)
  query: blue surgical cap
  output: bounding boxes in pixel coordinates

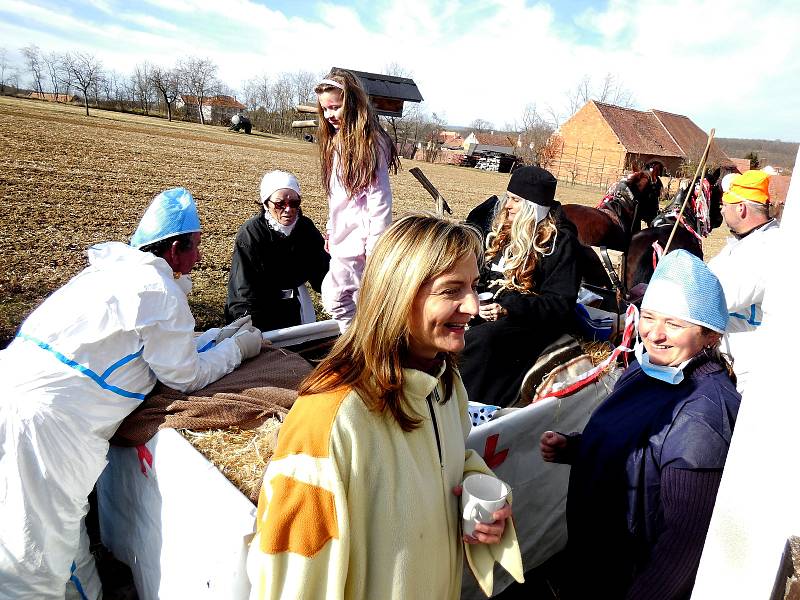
[641,249,728,333]
[130,187,201,249]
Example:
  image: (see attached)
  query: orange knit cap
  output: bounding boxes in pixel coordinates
[722,170,771,204]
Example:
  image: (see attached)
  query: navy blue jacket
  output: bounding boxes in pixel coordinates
[563,356,740,599]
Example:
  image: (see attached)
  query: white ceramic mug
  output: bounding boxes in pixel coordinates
[461,473,510,537]
[478,292,494,306]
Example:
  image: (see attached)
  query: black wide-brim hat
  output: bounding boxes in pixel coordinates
[507,166,557,207]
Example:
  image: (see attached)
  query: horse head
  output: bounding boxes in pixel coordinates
[649,172,723,238]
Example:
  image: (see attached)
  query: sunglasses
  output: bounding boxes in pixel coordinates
[268,198,301,210]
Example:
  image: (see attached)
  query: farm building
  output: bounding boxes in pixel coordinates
[549,100,734,186]
[28,91,75,103]
[730,157,752,173]
[177,94,246,125]
[338,68,423,117]
[462,131,518,155]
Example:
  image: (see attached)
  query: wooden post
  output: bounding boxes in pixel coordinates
[599,155,606,189]
[586,141,595,185]
[555,143,563,179]
[573,142,579,187]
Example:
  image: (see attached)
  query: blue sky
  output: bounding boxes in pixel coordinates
[2,0,799,142]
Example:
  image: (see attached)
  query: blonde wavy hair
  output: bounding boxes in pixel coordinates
[484,194,558,294]
[299,214,483,432]
[315,69,400,198]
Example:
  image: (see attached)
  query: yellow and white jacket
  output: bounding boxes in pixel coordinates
[247,366,523,599]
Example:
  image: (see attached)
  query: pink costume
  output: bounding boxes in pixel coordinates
[321,143,392,329]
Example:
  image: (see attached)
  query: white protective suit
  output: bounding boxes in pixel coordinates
[708,218,780,389]
[0,242,244,600]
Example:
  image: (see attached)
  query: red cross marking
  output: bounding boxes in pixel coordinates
[483,434,509,469]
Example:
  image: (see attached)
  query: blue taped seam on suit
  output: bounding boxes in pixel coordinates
[729,303,762,327]
[197,339,215,353]
[100,347,144,379]
[69,561,90,600]
[16,333,146,400]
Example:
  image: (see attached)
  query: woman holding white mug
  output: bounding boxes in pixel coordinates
[247,214,523,599]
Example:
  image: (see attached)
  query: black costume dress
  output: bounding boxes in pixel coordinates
[460,196,582,408]
[225,211,330,332]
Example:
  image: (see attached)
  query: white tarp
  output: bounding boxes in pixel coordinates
[97,429,256,600]
[98,321,619,600]
[461,368,620,598]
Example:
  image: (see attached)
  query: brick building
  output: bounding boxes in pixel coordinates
[177,95,246,125]
[550,101,734,186]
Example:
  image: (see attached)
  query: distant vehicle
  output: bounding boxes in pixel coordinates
[229,114,252,134]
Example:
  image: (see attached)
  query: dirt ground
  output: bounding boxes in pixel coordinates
[0,96,728,347]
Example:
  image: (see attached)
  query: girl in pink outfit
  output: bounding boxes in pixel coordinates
[315,69,400,330]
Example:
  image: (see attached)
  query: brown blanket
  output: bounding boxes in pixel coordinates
[111,346,313,447]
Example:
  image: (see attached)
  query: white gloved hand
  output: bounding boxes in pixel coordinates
[215,315,252,344]
[233,325,262,360]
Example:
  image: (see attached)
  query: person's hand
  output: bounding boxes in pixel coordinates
[215,315,252,344]
[233,325,262,360]
[453,485,511,545]
[478,302,507,322]
[540,431,568,462]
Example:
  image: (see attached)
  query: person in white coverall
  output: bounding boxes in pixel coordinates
[708,169,779,391]
[0,187,263,600]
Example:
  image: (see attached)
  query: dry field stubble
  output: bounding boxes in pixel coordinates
[0,96,727,347]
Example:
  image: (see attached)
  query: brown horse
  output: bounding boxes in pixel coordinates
[624,171,725,290]
[562,173,660,252]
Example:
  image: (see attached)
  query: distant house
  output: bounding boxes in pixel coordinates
[462,131,518,155]
[177,94,246,125]
[28,91,75,103]
[552,100,734,184]
[438,131,465,148]
[730,157,752,173]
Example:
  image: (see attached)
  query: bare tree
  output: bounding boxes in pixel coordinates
[150,64,181,121]
[513,104,556,167]
[21,45,44,96]
[381,62,414,145]
[180,56,218,125]
[565,72,635,119]
[64,52,103,116]
[41,51,63,100]
[0,47,10,94]
[469,118,494,134]
[291,70,319,106]
[131,62,157,115]
[242,74,270,111]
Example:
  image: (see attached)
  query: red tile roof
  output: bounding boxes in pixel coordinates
[730,158,752,173]
[770,174,790,205]
[651,110,733,168]
[473,132,518,147]
[181,94,246,110]
[593,102,683,157]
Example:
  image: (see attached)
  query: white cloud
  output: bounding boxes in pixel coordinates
[120,13,180,33]
[1,0,797,140]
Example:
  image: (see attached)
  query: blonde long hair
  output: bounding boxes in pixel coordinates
[315,69,400,198]
[299,214,483,431]
[485,195,558,294]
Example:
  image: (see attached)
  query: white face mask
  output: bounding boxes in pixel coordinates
[634,340,691,385]
[175,274,193,295]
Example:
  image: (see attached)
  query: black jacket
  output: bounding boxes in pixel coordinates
[563,357,740,599]
[225,211,329,332]
[461,197,582,407]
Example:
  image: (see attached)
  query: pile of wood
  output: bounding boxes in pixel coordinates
[475,152,518,173]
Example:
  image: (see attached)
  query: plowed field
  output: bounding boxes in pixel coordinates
[0,96,726,347]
